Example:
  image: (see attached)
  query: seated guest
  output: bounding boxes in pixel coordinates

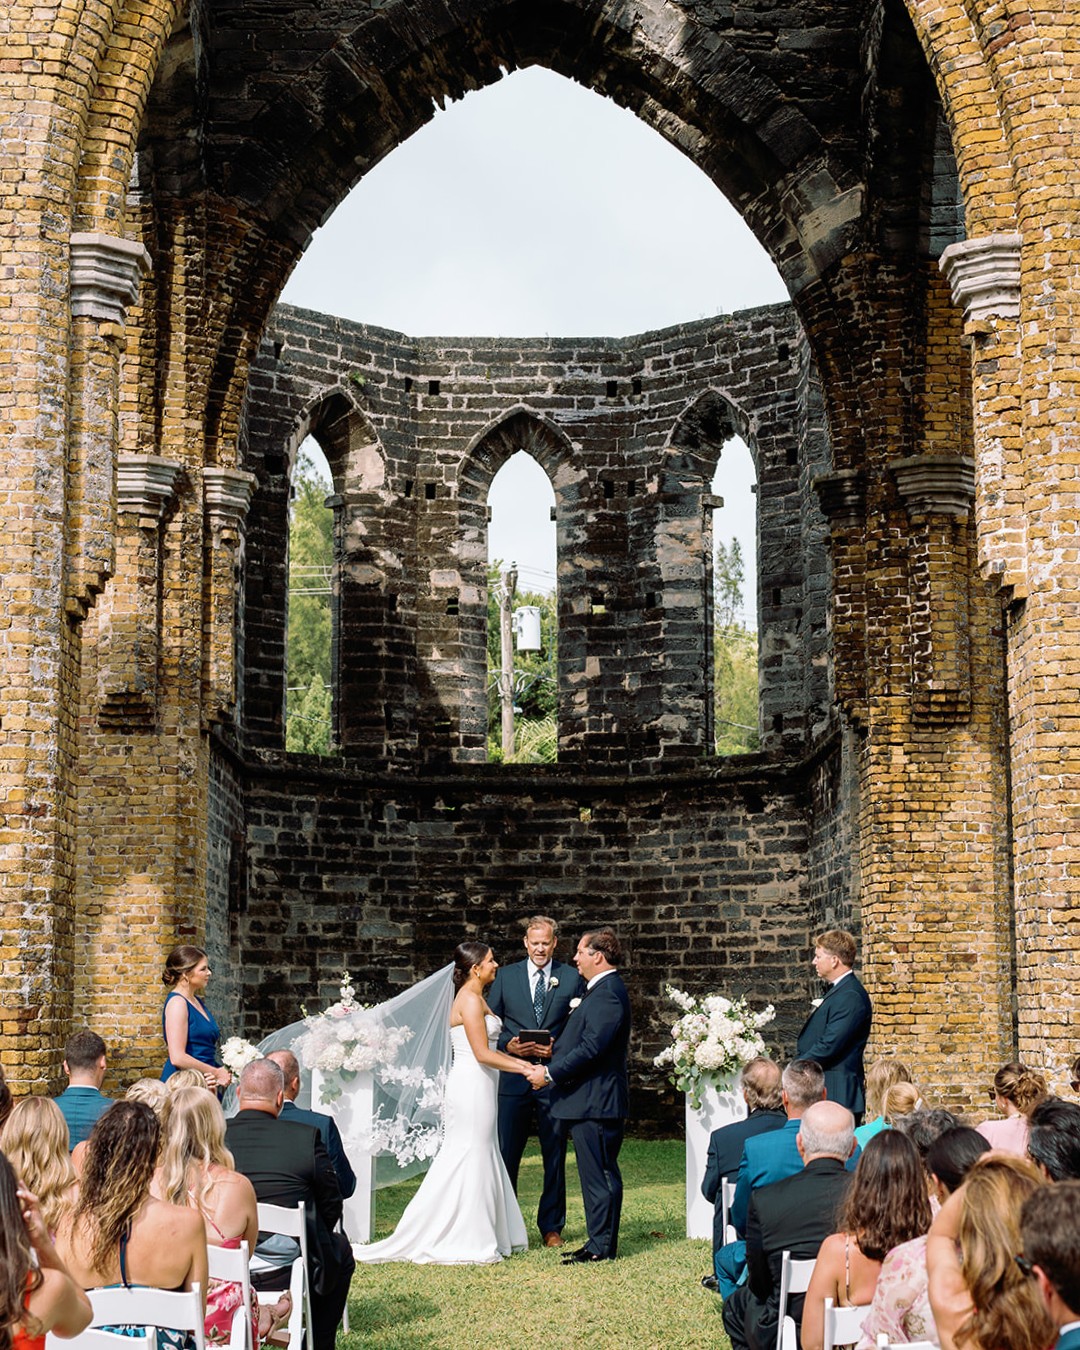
[0,1151,91,1346]
[895,1108,962,1171]
[55,1100,208,1309]
[225,1060,353,1350]
[700,1057,785,1290]
[927,1154,1052,1350]
[53,1032,111,1148]
[854,1057,913,1147]
[856,1127,991,1350]
[266,1050,356,1200]
[1019,1181,1080,1350]
[977,1061,1048,1157]
[166,1069,213,1095]
[0,1063,12,1131]
[125,1079,169,1116]
[882,1082,923,1124]
[722,1100,856,1350]
[802,1131,932,1350]
[1,1098,79,1235]
[1027,1098,1080,1181]
[1071,1056,1080,1099]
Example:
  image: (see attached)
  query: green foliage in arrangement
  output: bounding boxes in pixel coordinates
[487,561,558,763]
[342,1138,727,1350]
[286,450,334,755]
[713,537,760,756]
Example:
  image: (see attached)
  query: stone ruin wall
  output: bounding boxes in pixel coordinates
[208,301,859,1127]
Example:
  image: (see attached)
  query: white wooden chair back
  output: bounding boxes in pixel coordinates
[776,1251,817,1350]
[86,1282,206,1350]
[721,1178,738,1244]
[46,1331,140,1350]
[876,1340,937,1350]
[207,1239,253,1350]
[823,1298,870,1350]
[254,1201,312,1349]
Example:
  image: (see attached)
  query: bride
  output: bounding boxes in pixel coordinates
[353,940,545,1264]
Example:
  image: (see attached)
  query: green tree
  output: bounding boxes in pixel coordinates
[486,562,558,762]
[713,536,760,755]
[286,450,334,753]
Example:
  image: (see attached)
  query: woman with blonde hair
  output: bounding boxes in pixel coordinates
[855,1058,913,1146]
[125,1079,169,1116]
[153,1087,282,1345]
[976,1062,1048,1157]
[1,1099,78,1235]
[882,1081,923,1124]
[927,1153,1053,1350]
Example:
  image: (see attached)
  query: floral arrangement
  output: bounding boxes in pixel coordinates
[653,985,776,1108]
[292,970,413,1101]
[220,1037,261,1076]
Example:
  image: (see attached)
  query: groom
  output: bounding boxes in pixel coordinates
[488,914,585,1247]
[543,926,631,1264]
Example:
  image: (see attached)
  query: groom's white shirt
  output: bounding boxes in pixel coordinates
[587,969,616,991]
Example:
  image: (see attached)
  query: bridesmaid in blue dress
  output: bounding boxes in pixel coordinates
[160,946,232,1090]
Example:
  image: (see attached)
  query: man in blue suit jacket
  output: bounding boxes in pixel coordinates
[795,928,872,1117]
[53,1030,111,1148]
[1019,1182,1080,1350]
[267,1049,357,1200]
[487,915,585,1246]
[544,927,631,1263]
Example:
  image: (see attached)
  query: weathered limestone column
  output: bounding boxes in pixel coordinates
[204,467,257,723]
[943,226,1080,1085]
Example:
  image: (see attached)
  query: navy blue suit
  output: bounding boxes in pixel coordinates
[702,1108,786,1253]
[795,973,872,1116]
[548,970,631,1259]
[487,957,584,1235]
[280,1099,356,1200]
[54,1086,111,1148]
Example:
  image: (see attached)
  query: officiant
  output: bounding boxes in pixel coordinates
[488,914,586,1248]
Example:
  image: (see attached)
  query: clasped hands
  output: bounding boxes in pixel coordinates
[505,1035,553,1092]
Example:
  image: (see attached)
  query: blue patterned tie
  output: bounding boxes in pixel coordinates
[533,968,546,1025]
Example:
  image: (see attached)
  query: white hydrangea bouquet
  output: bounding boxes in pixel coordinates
[220,1036,261,1076]
[653,985,776,1109]
[292,970,413,1102]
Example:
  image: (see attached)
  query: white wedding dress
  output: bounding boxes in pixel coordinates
[352,1013,528,1264]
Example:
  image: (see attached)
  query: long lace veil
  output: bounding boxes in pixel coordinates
[227,963,455,1187]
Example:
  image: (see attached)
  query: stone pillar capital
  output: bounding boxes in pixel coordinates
[116,455,183,523]
[890,454,976,518]
[813,469,866,528]
[939,233,1022,324]
[203,467,257,528]
[70,232,152,324]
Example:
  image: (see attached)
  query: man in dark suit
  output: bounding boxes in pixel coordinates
[543,927,631,1264]
[267,1049,357,1200]
[700,1057,785,1289]
[225,1058,354,1350]
[722,1100,856,1350]
[487,914,586,1248]
[796,928,872,1117]
[54,1030,111,1148]
[1020,1182,1080,1350]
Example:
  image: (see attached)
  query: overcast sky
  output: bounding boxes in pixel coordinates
[282,67,787,620]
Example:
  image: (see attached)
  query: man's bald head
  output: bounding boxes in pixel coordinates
[238,1058,285,1115]
[266,1049,301,1100]
[797,1099,855,1162]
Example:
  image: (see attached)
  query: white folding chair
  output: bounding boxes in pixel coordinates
[876,1340,937,1350]
[253,1202,312,1350]
[46,1332,135,1350]
[86,1283,206,1350]
[207,1240,253,1350]
[776,1251,817,1350]
[721,1178,738,1244]
[823,1297,870,1350]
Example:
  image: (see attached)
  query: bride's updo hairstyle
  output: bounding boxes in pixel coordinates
[452,941,492,991]
[162,945,208,987]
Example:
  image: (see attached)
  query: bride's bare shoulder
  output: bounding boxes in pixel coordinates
[450,988,482,1026]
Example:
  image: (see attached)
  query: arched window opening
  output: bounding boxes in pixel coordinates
[711,437,760,756]
[486,451,557,763]
[285,436,334,755]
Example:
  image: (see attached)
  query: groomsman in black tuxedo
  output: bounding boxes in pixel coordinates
[796,928,872,1118]
[488,914,585,1247]
[544,927,631,1263]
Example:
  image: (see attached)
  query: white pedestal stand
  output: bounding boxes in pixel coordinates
[685,1078,746,1239]
[310,1066,376,1243]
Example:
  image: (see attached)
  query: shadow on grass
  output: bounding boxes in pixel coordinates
[347,1290,442,1345]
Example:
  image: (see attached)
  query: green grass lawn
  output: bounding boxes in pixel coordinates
[342,1138,728,1349]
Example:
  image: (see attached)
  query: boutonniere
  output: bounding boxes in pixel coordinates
[548,977,559,989]
[810,997,823,1009]
[569,997,582,1011]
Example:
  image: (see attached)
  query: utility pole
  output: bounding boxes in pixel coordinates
[499,563,518,760]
